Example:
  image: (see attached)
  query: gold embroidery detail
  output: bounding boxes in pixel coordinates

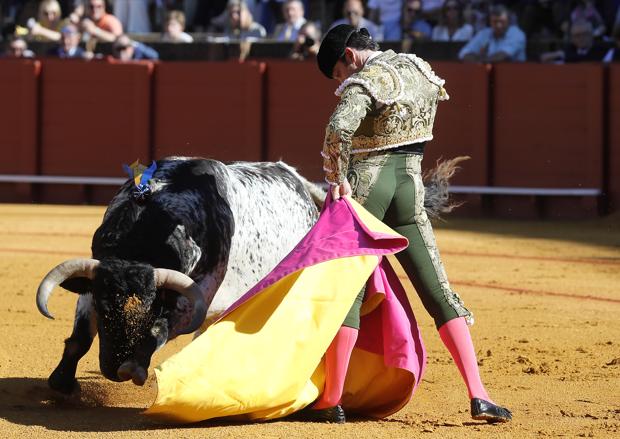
[348,152,389,205]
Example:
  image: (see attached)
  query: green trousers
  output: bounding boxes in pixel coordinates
[342,151,472,330]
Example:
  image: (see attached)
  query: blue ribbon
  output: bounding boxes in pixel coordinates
[122,160,157,202]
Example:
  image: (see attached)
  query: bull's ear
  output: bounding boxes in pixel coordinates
[60,278,93,295]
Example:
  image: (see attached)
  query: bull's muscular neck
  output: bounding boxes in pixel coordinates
[93,159,234,278]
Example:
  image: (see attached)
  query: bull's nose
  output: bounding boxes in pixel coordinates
[117,361,148,386]
[117,362,134,382]
[101,363,124,382]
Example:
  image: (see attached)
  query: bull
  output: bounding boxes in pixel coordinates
[36,158,323,394]
[36,155,462,395]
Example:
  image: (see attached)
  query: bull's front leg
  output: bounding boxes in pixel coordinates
[48,294,97,394]
[117,317,169,386]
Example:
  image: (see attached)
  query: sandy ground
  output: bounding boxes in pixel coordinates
[0,203,618,438]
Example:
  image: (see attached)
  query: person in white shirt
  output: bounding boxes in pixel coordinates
[162,10,194,43]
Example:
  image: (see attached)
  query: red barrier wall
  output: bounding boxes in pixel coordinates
[429,62,490,216]
[428,62,489,186]
[39,59,153,203]
[0,60,614,216]
[0,60,40,201]
[265,61,338,182]
[493,64,604,218]
[493,64,603,187]
[609,65,620,212]
[154,62,264,162]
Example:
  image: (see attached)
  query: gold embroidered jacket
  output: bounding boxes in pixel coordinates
[322,50,449,185]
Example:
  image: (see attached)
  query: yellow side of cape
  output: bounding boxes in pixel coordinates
[145,199,410,423]
[145,255,378,423]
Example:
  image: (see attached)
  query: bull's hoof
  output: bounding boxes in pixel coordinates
[48,369,79,395]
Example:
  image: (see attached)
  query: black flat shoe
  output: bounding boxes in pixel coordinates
[292,404,346,424]
[471,398,512,423]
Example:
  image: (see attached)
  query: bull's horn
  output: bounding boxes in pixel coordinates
[154,269,207,334]
[36,258,100,319]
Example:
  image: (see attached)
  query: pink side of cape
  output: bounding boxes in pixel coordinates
[218,197,426,396]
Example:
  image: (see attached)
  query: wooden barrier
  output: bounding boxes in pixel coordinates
[428,62,490,216]
[428,62,490,185]
[492,64,604,218]
[608,65,620,213]
[39,59,154,203]
[153,61,265,162]
[0,60,40,201]
[264,61,338,182]
[0,60,614,215]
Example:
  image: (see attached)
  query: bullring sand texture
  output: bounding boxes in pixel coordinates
[0,204,618,438]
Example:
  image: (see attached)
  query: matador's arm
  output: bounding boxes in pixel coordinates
[322,85,373,185]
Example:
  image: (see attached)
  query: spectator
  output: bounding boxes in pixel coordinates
[112,34,159,60]
[329,0,382,41]
[459,4,526,62]
[3,36,34,58]
[47,23,86,58]
[570,0,605,38]
[113,0,151,34]
[224,0,266,40]
[367,0,402,40]
[198,0,230,33]
[540,20,609,63]
[162,10,194,42]
[401,0,433,41]
[432,0,474,42]
[519,0,570,41]
[462,0,490,33]
[2,0,39,28]
[272,0,306,41]
[421,0,445,23]
[26,0,66,42]
[290,21,321,60]
[72,0,123,43]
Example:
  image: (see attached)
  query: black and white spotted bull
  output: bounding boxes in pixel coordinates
[36,158,324,394]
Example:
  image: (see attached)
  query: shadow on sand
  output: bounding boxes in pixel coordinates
[0,377,300,432]
[0,377,156,432]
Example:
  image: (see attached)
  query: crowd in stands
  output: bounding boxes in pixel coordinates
[1,0,619,63]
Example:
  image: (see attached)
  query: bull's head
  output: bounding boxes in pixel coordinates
[36,258,206,384]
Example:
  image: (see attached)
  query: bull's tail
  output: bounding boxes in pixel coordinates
[423,155,470,219]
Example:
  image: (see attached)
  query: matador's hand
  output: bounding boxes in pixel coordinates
[330,180,352,201]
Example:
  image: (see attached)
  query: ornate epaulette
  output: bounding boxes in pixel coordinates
[401,53,450,101]
[335,62,402,105]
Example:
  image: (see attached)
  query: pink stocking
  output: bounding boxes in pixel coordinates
[313,326,359,409]
[438,317,492,402]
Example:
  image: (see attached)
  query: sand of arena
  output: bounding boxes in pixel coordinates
[0,203,618,438]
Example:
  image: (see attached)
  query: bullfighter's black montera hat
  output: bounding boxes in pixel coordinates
[317,24,357,79]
